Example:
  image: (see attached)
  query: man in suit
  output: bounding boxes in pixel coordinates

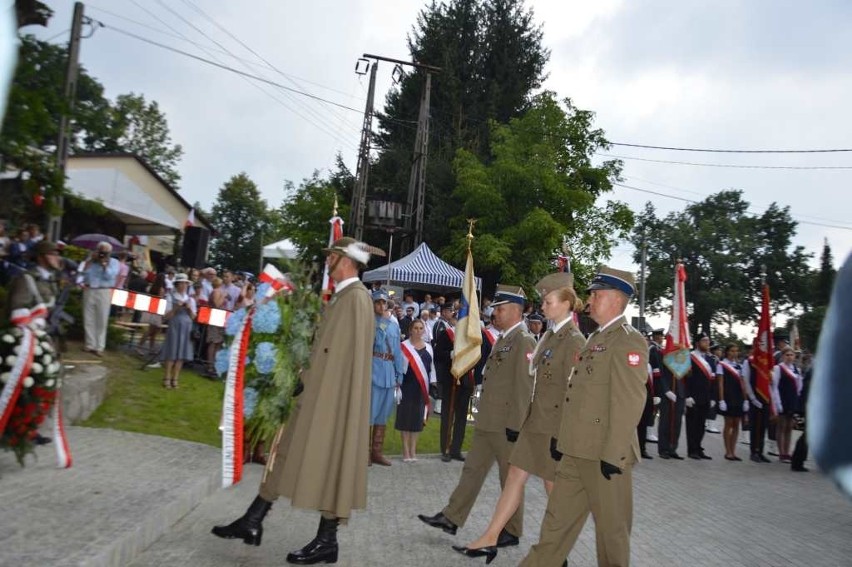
[520,266,648,567]
[419,285,535,548]
[212,237,375,565]
[685,333,717,459]
[433,302,468,462]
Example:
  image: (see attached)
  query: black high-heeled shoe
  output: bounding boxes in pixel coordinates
[451,545,498,564]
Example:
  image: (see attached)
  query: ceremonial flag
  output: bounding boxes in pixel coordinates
[663,262,692,378]
[789,320,801,352]
[451,248,482,379]
[753,283,774,409]
[320,204,344,301]
[184,207,196,229]
[259,263,293,298]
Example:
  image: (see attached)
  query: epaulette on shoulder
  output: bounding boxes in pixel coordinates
[621,323,639,335]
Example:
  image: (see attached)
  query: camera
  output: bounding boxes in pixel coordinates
[97,251,109,260]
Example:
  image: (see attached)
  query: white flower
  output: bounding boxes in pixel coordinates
[45,379,55,388]
[5,355,16,366]
[42,354,53,365]
[34,329,46,338]
[41,342,53,353]
[48,362,60,374]
[12,345,21,354]
[31,362,44,374]
[0,372,9,383]
[23,376,34,388]
[1,334,14,344]
[11,328,22,337]
[34,345,43,356]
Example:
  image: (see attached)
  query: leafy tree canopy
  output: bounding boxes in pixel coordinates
[445,91,631,290]
[631,190,813,336]
[209,173,273,273]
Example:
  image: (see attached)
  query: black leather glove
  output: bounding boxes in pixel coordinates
[549,437,563,461]
[600,460,622,480]
[505,428,519,443]
[429,383,439,399]
[293,380,304,397]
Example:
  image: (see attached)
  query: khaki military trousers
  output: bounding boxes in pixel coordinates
[520,456,633,567]
[442,428,524,537]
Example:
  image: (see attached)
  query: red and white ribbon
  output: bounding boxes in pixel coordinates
[401,340,431,422]
[221,308,253,488]
[0,327,35,434]
[52,388,72,468]
[110,289,167,315]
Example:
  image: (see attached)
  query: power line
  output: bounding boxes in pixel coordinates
[100,24,365,115]
[602,153,852,170]
[610,141,852,154]
[612,182,852,231]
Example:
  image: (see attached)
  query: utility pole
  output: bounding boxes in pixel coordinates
[348,53,440,243]
[404,72,432,251]
[349,59,377,242]
[47,1,85,243]
[639,235,647,329]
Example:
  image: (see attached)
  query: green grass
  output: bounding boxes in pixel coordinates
[77,342,472,455]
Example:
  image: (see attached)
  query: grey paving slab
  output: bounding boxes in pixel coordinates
[130,425,852,567]
[0,426,220,567]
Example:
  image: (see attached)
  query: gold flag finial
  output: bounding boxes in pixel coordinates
[466,218,476,250]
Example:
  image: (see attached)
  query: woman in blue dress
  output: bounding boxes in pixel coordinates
[160,273,197,389]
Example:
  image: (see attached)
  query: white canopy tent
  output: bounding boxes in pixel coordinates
[262,238,299,259]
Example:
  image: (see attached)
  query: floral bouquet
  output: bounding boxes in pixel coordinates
[0,326,62,465]
[216,263,322,447]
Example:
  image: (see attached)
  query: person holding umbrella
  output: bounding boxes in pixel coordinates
[80,241,120,356]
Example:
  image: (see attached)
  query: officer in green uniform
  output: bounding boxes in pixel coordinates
[6,240,63,446]
[520,266,648,567]
[418,285,535,548]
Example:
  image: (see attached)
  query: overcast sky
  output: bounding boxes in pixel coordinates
[32,0,852,287]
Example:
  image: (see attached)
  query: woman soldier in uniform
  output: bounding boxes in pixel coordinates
[452,272,585,563]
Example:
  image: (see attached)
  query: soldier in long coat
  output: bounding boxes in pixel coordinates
[520,266,648,567]
[212,237,375,565]
[451,272,585,563]
[418,285,535,550]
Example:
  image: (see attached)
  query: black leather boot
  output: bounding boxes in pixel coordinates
[211,495,272,546]
[286,515,339,564]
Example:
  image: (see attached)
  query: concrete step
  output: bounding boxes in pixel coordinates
[0,426,219,567]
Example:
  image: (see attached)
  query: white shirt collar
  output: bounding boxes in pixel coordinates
[501,320,524,337]
[596,314,624,334]
[335,277,359,293]
[550,317,572,334]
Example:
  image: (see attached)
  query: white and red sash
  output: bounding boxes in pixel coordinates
[690,351,714,381]
[444,325,455,342]
[719,360,747,395]
[779,364,800,391]
[401,340,431,422]
[484,328,498,346]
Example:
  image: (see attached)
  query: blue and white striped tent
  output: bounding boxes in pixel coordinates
[362,242,481,291]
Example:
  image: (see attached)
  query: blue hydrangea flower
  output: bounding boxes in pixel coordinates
[252,300,281,334]
[254,342,278,375]
[244,387,258,418]
[256,282,272,298]
[214,348,230,376]
[225,308,247,336]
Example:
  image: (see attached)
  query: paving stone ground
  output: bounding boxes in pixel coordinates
[1,423,850,567]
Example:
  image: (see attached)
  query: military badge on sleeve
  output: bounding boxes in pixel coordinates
[627,352,641,367]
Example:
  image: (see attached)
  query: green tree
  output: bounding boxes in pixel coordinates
[370,0,549,252]
[82,93,184,187]
[632,191,813,336]
[797,239,836,351]
[277,156,354,267]
[209,173,272,273]
[446,91,631,290]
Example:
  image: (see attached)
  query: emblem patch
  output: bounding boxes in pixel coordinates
[627,352,641,367]
[592,344,607,352]
[526,352,533,362]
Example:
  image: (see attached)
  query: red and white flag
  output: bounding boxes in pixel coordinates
[753,283,775,411]
[663,262,692,378]
[184,208,196,229]
[259,264,293,298]
[320,214,344,301]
